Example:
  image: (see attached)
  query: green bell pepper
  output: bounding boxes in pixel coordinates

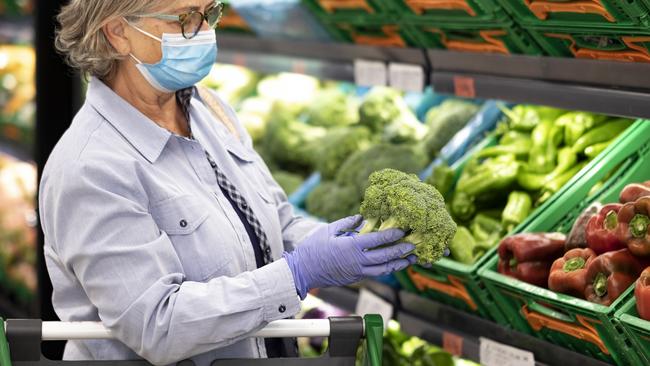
[426,162,455,200]
[584,139,615,159]
[451,191,476,222]
[471,213,504,242]
[456,155,520,196]
[475,137,531,159]
[449,226,478,265]
[517,147,577,191]
[538,161,588,204]
[556,111,609,146]
[502,191,532,232]
[572,118,633,154]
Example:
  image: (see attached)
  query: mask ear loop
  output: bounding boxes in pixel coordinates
[123,17,162,65]
[122,17,162,42]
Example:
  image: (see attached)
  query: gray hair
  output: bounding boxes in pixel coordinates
[55,0,162,79]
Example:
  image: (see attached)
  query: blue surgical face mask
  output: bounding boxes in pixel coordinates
[126,21,217,93]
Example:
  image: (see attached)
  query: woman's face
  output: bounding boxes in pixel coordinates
[126,0,215,64]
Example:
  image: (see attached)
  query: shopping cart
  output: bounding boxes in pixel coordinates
[0,315,382,366]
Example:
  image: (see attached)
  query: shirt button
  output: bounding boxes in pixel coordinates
[265,248,271,254]
[278,305,286,313]
[241,202,249,209]
[179,220,188,228]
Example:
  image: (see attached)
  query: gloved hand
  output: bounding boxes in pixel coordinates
[283,215,417,299]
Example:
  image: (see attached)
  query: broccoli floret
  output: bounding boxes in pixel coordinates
[305,89,360,128]
[271,170,304,195]
[359,169,457,264]
[420,100,480,159]
[263,104,327,174]
[358,87,403,133]
[315,126,374,180]
[358,87,428,144]
[305,182,361,222]
[336,143,428,196]
[382,113,428,144]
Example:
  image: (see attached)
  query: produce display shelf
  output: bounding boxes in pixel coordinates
[216,34,650,119]
[398,290,614,366]
[312,281,612,366]
[478,119,650,365]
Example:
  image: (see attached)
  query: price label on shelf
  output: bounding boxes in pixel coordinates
[442,331,463,356]
[389,63,425,93]
[354,59,388,87]
[480,338,535,366]
[355,288,393,329]
[453,76,476,98]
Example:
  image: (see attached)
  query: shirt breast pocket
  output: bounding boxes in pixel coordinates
[151,194,233,281]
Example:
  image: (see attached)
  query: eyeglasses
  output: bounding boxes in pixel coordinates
[135,1,224,39]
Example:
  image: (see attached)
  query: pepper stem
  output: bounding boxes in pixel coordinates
[593,272,608,298]
[563,257,586,272]
[629,214,650,238]
[604,210,618,231]
[509,258,518,269]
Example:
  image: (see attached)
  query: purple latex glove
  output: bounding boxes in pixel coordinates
[284,215,417,299]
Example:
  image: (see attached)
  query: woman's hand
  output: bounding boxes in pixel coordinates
[283,215,416,298]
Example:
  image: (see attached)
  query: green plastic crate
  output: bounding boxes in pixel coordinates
[527,25,650,62]
[219,2,254,35]
[496,0,650,28]
[396,134,509,321]
[401,117,642,325]
[392,0,507,22]
[617,297,650,364]
[479,120,650,365]
[301,0,397,21]
[407,20,542,55]
[318,21,422,47]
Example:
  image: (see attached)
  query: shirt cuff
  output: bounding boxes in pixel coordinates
[253,258,301,321]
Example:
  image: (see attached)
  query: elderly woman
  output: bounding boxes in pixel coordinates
[41,1,418,365]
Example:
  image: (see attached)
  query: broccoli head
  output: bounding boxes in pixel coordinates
[359,87,403,133]
[305,89,360,128]
[305,182,361,222]
[315,126,373,180]
[359,169,457,264]
[420,100,480,159]
[263,104,327,174]
[335,143,428,196]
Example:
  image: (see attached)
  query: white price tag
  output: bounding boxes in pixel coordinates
[480,338,535,366]
[355,288,393,329]
[354,59,387,87]
[389,63,425,93]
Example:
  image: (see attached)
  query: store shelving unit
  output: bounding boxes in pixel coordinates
[316,281,614,366]
[217,34,650,119]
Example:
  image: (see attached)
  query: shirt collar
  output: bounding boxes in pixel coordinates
[86,77,194,164]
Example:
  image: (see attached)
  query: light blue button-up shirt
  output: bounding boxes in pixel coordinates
[39,78,323,365]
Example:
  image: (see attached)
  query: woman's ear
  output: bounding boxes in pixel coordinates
[102,18,130,56]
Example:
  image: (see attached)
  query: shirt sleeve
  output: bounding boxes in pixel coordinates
[212,90,326,252]
[42,160,301,365]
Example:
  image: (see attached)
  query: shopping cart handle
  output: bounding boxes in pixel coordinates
[33,319,337,341]
[1,317,372,365]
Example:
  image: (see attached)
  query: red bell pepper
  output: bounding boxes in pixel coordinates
[584,249,647,306]
[586,203,626,254]
[617,196,650,257]
[548,248,597,298]
[498,233,566,288]
[619,182,650,204]
[636,267,650,321]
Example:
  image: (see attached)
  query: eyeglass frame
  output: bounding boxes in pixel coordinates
[132,1,224,39]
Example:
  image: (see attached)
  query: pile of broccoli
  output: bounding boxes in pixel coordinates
[262,104,327,175]
[359,169,457,264]
[314,126,374,181]
[419,99,480,159]
[305,89,360,128]
[305,144,428,222]
[359,87,428,144]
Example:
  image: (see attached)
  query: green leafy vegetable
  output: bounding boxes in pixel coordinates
[359,169,457,264]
